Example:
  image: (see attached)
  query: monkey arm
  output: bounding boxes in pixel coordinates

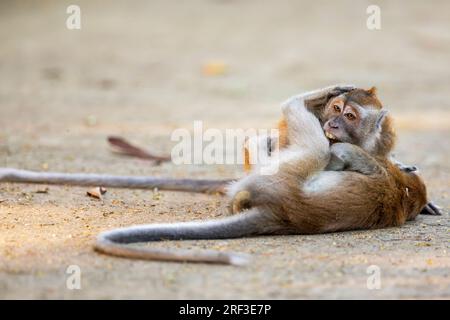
[297,84,355,105]
[275,85,355,150]
[325,143,383,175]
[231,93,336,213]
[288,84,355,117]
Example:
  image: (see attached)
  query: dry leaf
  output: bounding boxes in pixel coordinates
[107,136,170,163]
[87,187,107,200]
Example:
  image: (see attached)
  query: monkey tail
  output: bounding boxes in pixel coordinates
[0,168,231,194]
[94,208,282,266]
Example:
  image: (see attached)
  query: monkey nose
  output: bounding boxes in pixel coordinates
[329,122,339,129]
[324,122,338,130]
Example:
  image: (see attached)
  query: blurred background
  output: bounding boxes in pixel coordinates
[1,0,449,169]
[0,0,449,299]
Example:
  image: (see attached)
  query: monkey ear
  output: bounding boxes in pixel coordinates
[375,109,388,130]
[366,86,377,96]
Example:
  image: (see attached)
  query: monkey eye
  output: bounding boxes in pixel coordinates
[333,105,341,113]
[345,113,356,120]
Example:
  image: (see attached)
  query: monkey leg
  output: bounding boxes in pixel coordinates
[227,160,290,214]
[230,104,323,213]
[244,85,354,173]
[243,133,279,173]
[280,93,330,156]
[228,172,289,214]
[231,190,252,213]
[230,90,349,213]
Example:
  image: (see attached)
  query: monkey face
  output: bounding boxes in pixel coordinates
[322,96,362,145]
[320,88,388,152]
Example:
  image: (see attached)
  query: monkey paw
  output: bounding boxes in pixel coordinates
[230,190,252,214]
[329,142,357,162]
[306,84,355,102]
[327,84,355,97]
[420,202,442,216]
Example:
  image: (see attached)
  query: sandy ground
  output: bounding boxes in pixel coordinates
[0,0,449,299]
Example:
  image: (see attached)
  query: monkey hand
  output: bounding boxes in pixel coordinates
[303,84,355,109]
[326,142,382,175]
[420,202,442,215]
[325,84,356,97]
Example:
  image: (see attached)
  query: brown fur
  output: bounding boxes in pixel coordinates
[345,87,383,109]
[374,115,396,158]
[243,87,384,173]
[245,88,389,170]
[237,86,427,233]
[90,85,429,265]
[252,157,427,235]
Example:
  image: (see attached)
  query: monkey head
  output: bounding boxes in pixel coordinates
[321,87,395,157]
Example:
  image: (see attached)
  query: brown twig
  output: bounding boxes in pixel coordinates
[107,136,171,164]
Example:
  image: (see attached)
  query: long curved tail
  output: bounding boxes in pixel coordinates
[94,208,284,266]
[0,168,232,194]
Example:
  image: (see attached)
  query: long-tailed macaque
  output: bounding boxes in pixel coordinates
[92,86,429,265]
[240,85,439,215]
[0,86,439,214]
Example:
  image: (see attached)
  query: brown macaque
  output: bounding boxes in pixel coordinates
[0,85,437,218]
[92,86,430,265]
[242,86,439,215]
[245,86,388,169]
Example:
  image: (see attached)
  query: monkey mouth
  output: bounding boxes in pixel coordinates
[324,131,339,143]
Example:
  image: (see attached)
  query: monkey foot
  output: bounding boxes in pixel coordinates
[420,202,442,215]
[231,190,252,214]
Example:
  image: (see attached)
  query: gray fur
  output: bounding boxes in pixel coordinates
[0,168,230,193]
[95,207,287,265]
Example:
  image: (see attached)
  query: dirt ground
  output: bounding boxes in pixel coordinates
[0,0,449,299]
